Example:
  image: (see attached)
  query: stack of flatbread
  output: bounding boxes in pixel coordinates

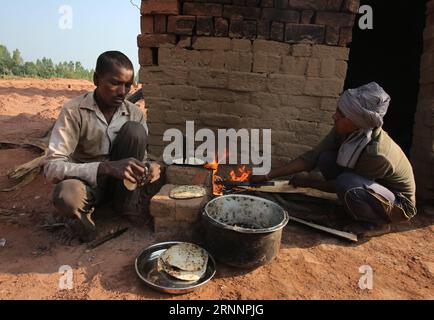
[157,243,209,281]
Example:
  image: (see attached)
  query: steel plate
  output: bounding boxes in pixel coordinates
[135,241,216,295]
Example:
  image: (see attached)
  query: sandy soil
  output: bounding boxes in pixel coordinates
[0,78,433,300]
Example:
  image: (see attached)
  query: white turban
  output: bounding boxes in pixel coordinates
[337,82,391,129]
[336,82,391,168]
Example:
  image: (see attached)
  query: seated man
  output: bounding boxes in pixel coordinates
[253,82,417,237]
[44,51,161,242]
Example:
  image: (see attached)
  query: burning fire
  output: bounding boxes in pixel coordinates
[204,159,253,196]
[204,160,223,196]
[229,165,252,182]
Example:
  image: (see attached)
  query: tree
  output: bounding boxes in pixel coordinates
[0,43,93,80]
[0,45,12,75]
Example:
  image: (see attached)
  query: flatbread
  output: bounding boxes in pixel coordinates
[157,243,209,281]
[157,258,206,282]
[161,243,208,272]
[169,185,207,200]
[123,179,137,191]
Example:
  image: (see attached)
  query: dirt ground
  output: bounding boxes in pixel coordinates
[0,78,433,300]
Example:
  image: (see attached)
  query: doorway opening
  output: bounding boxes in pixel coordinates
[345,0,426,155]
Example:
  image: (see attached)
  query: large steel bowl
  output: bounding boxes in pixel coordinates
[203,195,289,269]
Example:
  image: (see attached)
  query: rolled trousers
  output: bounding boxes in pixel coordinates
[52,121,152,224]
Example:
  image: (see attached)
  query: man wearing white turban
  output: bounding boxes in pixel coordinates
[252,82,416,237]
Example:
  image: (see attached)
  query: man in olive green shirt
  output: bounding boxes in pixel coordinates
[253,82,416,237]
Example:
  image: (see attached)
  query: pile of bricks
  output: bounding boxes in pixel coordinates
[139,0,359,57]
[411,0,434,203]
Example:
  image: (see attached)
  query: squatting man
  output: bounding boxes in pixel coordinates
[252,82,417,237]
[44,51,161,243]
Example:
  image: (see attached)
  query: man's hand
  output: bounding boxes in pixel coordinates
[98,158,146,183]
[147,161,161,184]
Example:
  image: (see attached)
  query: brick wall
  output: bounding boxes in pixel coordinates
[138,0,359,164]
[412,0,434,203]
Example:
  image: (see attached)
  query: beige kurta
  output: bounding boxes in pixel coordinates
[44,92,148,187]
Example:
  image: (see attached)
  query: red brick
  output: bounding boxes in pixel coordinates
[233,0,246,5]
[167,15,196,35]
[325,26,340,45]
[270,22,285,42]
[261,0,274,8]
[154,15,167,33]
[246,0,261,6]
[197,16,214,36]
[223,5,261,20]
[184,3,223,17]
[257,20,271,39]
[315,12,356,28]
[326,0,344,11]
[243,20,257,40]
[137,34,177,48]
[275,0,289,9]
[285,24,325,43]
[343,0,360,13]
[141,15,154,34]
[262,9,300,23]
[139,48,153,66]
[141,0,179,15]
[301,10,314,24]
[289,0,328,10]
[339,27,353,46]
[215,17,229,37]
[229,17,244,38]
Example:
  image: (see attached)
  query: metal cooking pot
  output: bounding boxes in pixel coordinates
[202,195,289,269]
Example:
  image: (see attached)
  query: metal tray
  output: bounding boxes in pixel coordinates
[135,241,216,295]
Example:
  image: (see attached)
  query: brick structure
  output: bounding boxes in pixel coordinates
[150,166,212,234]
[138,0,360,166]
[412,0,434,204]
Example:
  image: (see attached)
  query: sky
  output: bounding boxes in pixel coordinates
[0,0,141,71]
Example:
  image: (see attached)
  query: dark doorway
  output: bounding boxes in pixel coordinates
[345,0,426,155]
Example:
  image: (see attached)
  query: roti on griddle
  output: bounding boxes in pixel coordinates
[158,243,209,281]
[169,185,207,200]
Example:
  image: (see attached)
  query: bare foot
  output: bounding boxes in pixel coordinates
[361,224,391,238]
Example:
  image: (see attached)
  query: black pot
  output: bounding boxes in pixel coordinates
[202,195,289,269]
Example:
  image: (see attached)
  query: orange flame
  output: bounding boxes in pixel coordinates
[204,160,223,196]
[229,165,252,182]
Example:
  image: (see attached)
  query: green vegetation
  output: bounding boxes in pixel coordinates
[0,44,94,80]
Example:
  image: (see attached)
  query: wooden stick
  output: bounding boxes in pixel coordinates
[287,215,358,242]
[87,227,129,249]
